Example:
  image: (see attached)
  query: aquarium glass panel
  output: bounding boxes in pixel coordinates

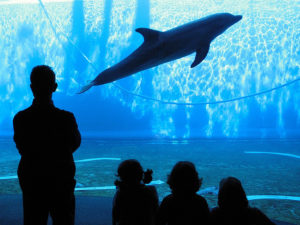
[0,0,299,224]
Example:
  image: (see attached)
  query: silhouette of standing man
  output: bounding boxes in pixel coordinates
[13,65,81,225]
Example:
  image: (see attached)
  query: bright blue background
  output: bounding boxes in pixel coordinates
[0,0,299,138]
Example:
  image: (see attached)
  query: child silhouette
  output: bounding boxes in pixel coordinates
[156,161,210,225]
[112,159,159,225]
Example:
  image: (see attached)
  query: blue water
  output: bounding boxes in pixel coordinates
[0,0,299,138]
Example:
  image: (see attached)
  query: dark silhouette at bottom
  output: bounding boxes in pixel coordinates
[211,177,275,225]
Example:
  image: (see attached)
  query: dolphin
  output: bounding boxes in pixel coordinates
[79,13,242,93]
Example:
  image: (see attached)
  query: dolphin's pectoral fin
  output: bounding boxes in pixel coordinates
[136,28,162,43]
[191,45,210,68]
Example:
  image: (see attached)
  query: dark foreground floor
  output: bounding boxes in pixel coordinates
[0,194,111,225]
[0,194,295,225]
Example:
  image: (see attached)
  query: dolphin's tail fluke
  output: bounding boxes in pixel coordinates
[77,81,95,94]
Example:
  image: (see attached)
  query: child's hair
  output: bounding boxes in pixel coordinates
[167,161,202,195]
[218,177,249,210]
[114,159,153,187]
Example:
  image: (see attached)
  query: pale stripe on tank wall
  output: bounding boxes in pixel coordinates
[245,151,300,159]
[75,180,165,191]
[0,157,121,180]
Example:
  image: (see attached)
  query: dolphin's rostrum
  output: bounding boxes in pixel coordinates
[79,13,242,93]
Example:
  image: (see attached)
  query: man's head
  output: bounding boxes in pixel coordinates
[30,65,57,100]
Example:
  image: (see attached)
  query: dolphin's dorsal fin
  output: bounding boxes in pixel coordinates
[136,28,161,43]
[191,44,210,68]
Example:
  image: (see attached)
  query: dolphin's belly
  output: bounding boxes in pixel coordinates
[94,54,152,85]
[94,33,204,85]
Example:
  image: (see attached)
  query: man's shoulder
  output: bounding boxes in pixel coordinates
[13,106,33,122]
[54,107,73,115]
[14,106,74,117]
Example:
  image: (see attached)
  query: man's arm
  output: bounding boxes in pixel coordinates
[67,113,81,153]
[13,113,28,155]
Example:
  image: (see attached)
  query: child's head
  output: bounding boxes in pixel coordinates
[218,177,248,210]
[167,161,202,195]
[115,159,153,187]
